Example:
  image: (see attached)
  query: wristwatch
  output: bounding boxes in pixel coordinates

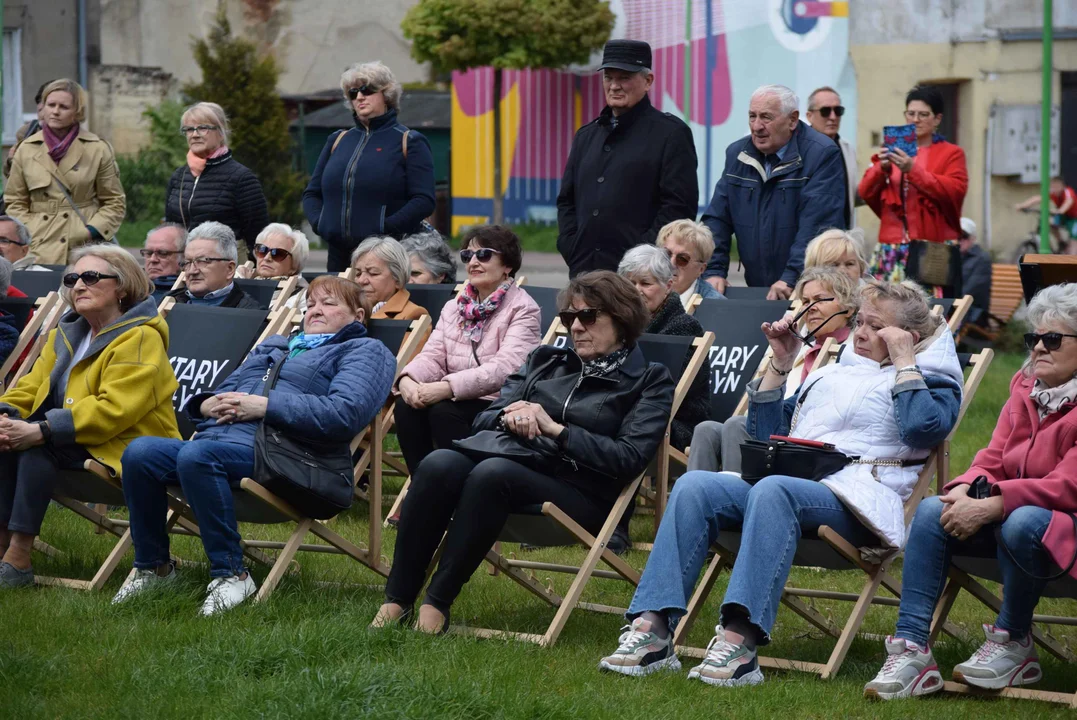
[36,420,52,443]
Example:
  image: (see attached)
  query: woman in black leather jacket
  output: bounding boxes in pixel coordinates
[374,271,676,633]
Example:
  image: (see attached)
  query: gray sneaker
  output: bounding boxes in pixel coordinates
[686,625,764,687]
[598,617,682,676]
[111,565,178,604]
[0,561,34,588]
[863,636,943,700]
[952,624,1042,690]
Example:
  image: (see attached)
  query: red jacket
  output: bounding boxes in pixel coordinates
[859,139,968,245]
[946,372,1077,580]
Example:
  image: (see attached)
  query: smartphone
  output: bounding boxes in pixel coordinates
[883,124,918,157]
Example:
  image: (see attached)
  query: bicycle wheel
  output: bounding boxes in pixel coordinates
[1011,239,1040,263]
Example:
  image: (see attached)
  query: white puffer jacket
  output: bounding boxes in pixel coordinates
[789,327,963,548]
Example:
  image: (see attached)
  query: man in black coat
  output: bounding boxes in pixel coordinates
[556,40,698,277]
[959,217,992,327]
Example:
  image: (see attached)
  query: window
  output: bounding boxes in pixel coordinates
[2,29,25,145]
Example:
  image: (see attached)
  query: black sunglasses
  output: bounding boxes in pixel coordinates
[558,308,601,329]
[63,271,119,288]
[347,84,379,100]
[254,244,293,261]
[1024,332,1077,352]
[460,248,502,263]
[813,105,845,118]
[790,297,850,347]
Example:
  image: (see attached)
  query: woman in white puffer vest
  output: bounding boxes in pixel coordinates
[597,280,963,688]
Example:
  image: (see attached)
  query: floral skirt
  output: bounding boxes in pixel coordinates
[869,241,955,299]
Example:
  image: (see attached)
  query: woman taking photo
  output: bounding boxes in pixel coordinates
[374,271,675,633]
[865,282,1077,700]
[3,79,126,264]
[112,276,397,614]
[303,61,436,272]
[598,281,963,686]
[164,102,270,259]
[0,246,179,588]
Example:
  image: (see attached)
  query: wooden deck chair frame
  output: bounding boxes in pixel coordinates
[671,345,994,680]
[0,292,63,393]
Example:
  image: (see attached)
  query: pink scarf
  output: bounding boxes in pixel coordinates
[187,145,229,178]
[43,123,79,164]
[457,279,513,341]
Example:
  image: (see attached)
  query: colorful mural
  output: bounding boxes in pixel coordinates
[451,0,854,233]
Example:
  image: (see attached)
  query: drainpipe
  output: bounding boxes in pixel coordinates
[78,0,88,88]
[983,105,994,251]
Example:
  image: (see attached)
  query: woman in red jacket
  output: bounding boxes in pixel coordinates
[859,86,968,294]
[864,282,1077,701]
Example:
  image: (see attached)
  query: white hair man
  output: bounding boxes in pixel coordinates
[805,86,858,227]
[701,84,847,300]
[165,221,262,309]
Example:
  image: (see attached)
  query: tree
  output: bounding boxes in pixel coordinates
[403,0,613,225]
[115,101,188,222]
[183,9,304,224]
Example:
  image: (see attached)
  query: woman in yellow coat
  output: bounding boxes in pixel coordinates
[3,78,126,265]
[0,245,179,588]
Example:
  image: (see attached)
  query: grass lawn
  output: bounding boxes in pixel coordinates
[4,350,1075,719]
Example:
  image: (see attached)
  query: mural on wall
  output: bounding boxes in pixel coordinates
[451,0,854,233]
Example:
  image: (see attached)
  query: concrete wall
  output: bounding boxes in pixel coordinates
[89,64,177,155]
[4,0,80,115]
[851,0,1077,45]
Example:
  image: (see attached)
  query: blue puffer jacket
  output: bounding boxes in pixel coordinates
[187,321,396,447]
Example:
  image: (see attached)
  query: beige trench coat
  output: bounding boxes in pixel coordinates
[3,130,126,265]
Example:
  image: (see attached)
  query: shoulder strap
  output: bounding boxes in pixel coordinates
[789,378,822,433]
[50,177,91,229]
[260,354,287,396]
[330,130,347,155]
[402,129,409,159]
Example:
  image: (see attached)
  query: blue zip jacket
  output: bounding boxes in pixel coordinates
[187,321,396,447]
[701,122,846,288]
[302,109,435,251]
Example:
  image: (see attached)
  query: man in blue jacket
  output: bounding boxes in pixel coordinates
[701,85,846,300]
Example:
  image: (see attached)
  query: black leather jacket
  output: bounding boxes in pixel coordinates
[472,344,674,506]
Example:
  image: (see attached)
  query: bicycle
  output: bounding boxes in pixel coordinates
[1011,207,1069,262]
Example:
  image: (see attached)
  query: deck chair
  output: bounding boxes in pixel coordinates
[959,264,1023,345]
[724,286,771,300]
[232,276,300,312]
[671,346,994,680]
[929,295,974,334]
[404,283,461,328]
[9,269,64,300]
[0,293,63,392]
[522,286,565,344]
[1019,253,1077,303]
[684,293,703,315]
[443,331,709,647]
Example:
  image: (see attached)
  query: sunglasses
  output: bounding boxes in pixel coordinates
[63,271,119,288]
[558,308,601,329]
[460,248,502,263]
[1024,332,1077,352]
[254,244,293,262]
[347,85,379,100]
[790,297,850,347]
[663,248,698,268]
[139,249,181,258]
[813,105,845,118]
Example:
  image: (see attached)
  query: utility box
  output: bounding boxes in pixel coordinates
[991,104,1060,183]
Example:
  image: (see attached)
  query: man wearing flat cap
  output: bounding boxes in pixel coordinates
[557,39,698,277]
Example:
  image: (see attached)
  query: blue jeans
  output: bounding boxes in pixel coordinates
[628,471,877,644]
[121,437,255,578]
[896,496,1053,646]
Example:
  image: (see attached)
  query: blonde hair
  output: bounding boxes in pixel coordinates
[804,228,868,276]
[63,244,154,312]
[859,280,943,339]
[340,61,402,110]
[794,266,859,324]
[40,79,89,125]
[656,219,715,263]
[181,102,231,145]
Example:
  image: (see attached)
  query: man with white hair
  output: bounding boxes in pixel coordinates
[701,84,846,299]
[959,217,992,327]
[166,221,261,309]
[142,223,187,302]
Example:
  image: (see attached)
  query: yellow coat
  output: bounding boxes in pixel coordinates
[0,298,181,476]
[3,129,127,265]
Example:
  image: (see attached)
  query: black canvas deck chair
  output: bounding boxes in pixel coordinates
[521,286,564,344]
[403,283,462,328]
[723,286,772,300]
[671,344,993,680]
[233,276,301,312]
[10,269,64,300]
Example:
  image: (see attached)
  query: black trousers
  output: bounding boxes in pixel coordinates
[0,444,91,535]
[385,449,609,611]
[393,397,492,476]
[326,242,359,273]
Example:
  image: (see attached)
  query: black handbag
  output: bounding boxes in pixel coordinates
[740,436,851,484]
[252,356,356,519]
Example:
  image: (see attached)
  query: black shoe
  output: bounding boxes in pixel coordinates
[607,527,630,556]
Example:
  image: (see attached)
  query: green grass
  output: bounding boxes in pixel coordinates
[115,219,159,248]
[3,351,1075,718]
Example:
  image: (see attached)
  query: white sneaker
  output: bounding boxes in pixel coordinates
[199,574,257,616]
[952,624,1042,690]
[598,617,682,676]
[111,565,177,605]
[863,636,943,700]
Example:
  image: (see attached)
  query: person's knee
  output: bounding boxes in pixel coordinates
[412,449,472,490]
[746,475,793,503]
[669,470,732,509]
[426,400,459,423]
[463,458,518,495]
[691,421,723,446]
[175,441,217,476]
[1000,506,1050,550]
[911,495,945,529]
[122,437,162,469]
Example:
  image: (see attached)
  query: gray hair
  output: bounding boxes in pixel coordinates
[751,84,799,116]
[617,244,674,286]
[145,222,187,253]
[181,102,230,145]
[859,280,943,340]
[187,221,238,263]
[351,236,409,289]
[1024,283,1077,376]
[0,257,12,296]
[793,266,859,324]
[62,244,154,311]
[340,61,402,110]
[0,215,32,246]
[402,231,456,283]
[255,222,310,272]
[807,86,841,110]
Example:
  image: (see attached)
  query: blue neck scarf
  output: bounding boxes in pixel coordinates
[287,332,334,358]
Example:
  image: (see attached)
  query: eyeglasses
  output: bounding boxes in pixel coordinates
[0,238,27,247]
[904,110,935,121]
[1024,332,1077,352]
[347,85,380,100]
[254,244,293,262]
[63,271,119,288]
[663,248,699,268]
[179,124,220,136]
[180,257,232,270]
[460,248,502,263]
[790,297,850,347]
[558,308,602,329]
[812,105,845,118]
[139,249,181,258]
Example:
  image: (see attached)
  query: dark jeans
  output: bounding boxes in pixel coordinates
[393,397,492,476]
[0,443,91,535]
[385,449,609,611]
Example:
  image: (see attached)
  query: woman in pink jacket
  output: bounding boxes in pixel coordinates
[865,282,1077,701]
[393,225,541,478]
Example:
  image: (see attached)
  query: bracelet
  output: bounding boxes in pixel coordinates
[896,365,920,374]
[769,364,793,376]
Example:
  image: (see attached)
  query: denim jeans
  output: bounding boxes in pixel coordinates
[627,471,877,644]
[121,437,255,578]
[895,496,1053,646]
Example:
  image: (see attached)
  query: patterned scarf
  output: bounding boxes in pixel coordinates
[581,345,630,378]
[187,145,229,178]
[43,123,79,164]
[457,279,513,341]
[1031,375,1077,420]
[287,332,334,358]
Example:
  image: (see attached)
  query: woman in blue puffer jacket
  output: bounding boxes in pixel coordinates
[114,275,397,616]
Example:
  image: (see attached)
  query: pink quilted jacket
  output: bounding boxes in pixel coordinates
[399,282,542,401]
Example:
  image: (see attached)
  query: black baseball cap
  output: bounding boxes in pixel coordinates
[598,40,652,73]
